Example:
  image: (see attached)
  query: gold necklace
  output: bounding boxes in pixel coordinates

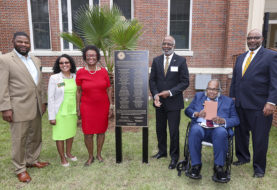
[86,65,98,75]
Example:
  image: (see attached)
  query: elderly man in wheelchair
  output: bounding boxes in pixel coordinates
[182,79,239,183]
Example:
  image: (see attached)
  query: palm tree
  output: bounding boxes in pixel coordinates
[61,5,143,73]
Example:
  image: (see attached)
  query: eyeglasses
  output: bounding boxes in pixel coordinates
[247,36,262,40]
[59,61,70,65]
[206,88,220,92]
[162,42,174,46]
[86,54,98,58]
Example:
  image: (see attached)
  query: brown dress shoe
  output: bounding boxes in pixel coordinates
[17,171,31,183]
[27,161,50,168]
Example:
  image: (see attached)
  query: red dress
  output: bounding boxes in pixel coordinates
[76,67,110,134]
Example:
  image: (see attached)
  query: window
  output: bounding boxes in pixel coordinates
[113,0,132,20]
[30,0,51,49]
[170,0,191,49]
[266,13,277,48]
[61,0,98,50]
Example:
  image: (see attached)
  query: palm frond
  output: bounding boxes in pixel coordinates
[112,19,143,50]
[60,32,84,49]
[74,5,121,51]
[61,5,143,73]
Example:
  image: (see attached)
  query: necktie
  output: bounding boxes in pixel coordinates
[242,51,254,76]
[164,56,169,76]
[206,120,214,127]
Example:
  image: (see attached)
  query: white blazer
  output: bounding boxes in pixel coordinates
[48,72,76,120]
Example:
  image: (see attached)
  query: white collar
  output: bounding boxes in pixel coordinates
[164,53,174,60]
[14,49,31,59]
[248,46,262,54]
[207,97,218,102]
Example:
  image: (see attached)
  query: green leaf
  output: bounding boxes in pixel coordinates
[60,33,84,49]
[60,5,143,73]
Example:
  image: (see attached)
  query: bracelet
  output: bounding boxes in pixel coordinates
[110,104,115,109]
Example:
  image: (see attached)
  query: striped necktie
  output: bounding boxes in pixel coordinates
[164,56,169,76]
[242,51,254,76]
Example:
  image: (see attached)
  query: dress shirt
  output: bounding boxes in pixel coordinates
[14,49,38,85]
[241,46,261,74]
[163,53,174,69]
[164,53,174,97]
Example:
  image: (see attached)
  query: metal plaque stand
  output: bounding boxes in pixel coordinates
[115,126,148,163]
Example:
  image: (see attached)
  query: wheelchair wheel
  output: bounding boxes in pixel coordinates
[177,122,191,176]
[224,133,233,180]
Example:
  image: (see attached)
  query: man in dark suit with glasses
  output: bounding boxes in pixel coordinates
[149,35,189,169]
[230,29,277,178]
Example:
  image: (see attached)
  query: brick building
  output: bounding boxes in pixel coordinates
[0,0,276,125]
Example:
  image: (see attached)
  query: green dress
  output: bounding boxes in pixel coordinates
[52,78,77,140]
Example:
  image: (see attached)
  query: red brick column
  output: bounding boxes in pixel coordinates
[222,0,249,95]
[0,0,29,53]
[224,0,249,67]
[100,0,111,7]
[133,0,168,63]
[49,0,61,51]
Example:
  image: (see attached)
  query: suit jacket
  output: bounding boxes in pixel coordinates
[230,47,277,110]
[149,53,189,111]
[185,92,240,131]
[0,50,46,122]
[48,72,76,120]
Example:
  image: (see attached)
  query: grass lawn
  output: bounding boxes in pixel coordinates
[0,102,277,190]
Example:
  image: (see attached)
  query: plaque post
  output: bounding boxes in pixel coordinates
[142,127,148,163]
[114,50,149,163]
[116,126,122,163]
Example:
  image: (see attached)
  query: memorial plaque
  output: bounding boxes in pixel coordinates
[114,50,149,127]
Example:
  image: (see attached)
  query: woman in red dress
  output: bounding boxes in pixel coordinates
[76,45,113,166]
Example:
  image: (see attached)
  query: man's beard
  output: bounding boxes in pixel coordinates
[162,48,174,56]
[15,46,30,56]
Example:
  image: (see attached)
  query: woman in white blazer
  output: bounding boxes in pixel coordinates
[48,54,78,167]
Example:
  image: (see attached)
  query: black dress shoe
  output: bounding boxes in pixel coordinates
[253,173,264,178]
[233,160,249,166]
[186,164,202,179]
[152,153,167,159]
[168,160,178,169]
[212,165,229,183]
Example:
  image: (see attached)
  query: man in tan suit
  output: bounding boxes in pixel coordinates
[0,32,49,183]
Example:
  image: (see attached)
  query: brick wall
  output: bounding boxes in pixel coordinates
[49,0,61,51]
[0,0,29,54]
[100,0,110,6]
[134,0,168,62]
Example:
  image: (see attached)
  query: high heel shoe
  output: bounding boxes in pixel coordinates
[64,153,78,161]
[61,162,70,167]
[96,156,104,162]
[84,157,94,167]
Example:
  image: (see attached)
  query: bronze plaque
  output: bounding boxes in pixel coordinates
[114,50,149,127]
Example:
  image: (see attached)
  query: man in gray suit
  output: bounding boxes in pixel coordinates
[0,32,49,183]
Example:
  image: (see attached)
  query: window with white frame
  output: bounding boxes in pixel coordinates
[61,0,98,50]
[170,0,191,49]
[113,0,132,20]
[30,0,51,49]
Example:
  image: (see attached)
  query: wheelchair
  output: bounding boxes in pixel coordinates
[176,121,234,183]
